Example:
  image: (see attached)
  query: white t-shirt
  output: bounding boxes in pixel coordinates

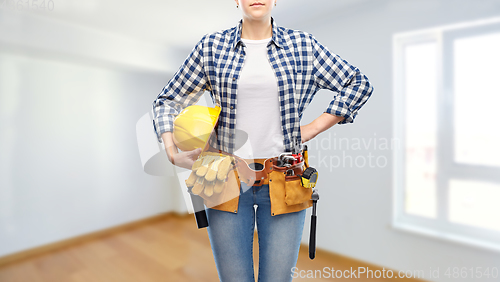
[233,37,285,159]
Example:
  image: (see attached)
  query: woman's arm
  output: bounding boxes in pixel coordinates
[309,34,374,126]
[299,34,373,144]
[161,132,201,169]
[300,113,345,143]
[152,35,210,144]
[152,35,209,168]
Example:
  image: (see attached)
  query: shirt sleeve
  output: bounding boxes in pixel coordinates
[310,34,373,124]
[152,35,210,143]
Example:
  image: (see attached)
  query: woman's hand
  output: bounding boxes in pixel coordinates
[170,148,202,170]
[161,132,202,170]
[301,113,345,143]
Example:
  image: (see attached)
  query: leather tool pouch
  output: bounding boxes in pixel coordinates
[186,150,241,214]
[203,168,240,213]
[284,175,312,206]
[268,152,313,216]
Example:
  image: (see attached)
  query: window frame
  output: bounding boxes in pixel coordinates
[392,18,500,252]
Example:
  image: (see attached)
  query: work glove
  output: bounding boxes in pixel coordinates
[185,152,235,197]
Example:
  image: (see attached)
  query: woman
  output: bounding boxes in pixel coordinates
[152,0,373,281]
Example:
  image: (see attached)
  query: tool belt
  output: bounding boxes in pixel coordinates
[185,146,313,216]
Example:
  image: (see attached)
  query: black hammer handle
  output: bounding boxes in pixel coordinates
[309,213,317,259]
[189,193,209,229]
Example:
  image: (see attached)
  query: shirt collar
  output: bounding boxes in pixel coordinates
[232,17,283,51]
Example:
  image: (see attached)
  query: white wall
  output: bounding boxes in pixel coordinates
[0,12,179,257]
[287,0,500,281]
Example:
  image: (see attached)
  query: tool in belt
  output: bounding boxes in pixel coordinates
[185,138,320,260]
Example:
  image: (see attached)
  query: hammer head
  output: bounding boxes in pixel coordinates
[311,189,319,201]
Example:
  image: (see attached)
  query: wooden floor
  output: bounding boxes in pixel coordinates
[0,214,427,282]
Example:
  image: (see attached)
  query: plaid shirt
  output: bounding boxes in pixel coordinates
[152,17,373,154]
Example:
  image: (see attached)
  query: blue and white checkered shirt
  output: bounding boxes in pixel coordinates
[152,18,373,154]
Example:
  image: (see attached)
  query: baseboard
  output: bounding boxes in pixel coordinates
[0,211,189,267]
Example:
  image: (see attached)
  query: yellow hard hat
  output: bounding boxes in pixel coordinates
[173,105,221,151]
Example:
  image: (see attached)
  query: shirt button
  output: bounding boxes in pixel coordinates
[233,77,236,81]
[230,106,234,109]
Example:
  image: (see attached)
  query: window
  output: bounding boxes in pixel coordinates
[393,18,500,251]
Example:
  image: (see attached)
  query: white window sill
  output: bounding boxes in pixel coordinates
[391,222,500,253]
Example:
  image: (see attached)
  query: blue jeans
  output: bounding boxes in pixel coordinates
[205,182,306,282]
